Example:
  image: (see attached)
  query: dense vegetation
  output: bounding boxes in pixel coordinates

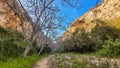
[0,54,48,68]
[0,26,48,68]
[0,26,26,61]
[59,19,120,57]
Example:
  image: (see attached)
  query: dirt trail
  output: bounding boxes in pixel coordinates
[33,57,49,68]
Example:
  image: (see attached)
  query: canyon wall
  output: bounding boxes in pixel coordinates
[0,1,21,31]
[59,0,120,42]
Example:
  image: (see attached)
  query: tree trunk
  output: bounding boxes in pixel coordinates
[38,44,44,55]
[23,45,31,57]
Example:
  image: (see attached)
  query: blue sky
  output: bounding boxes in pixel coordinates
[20,0,102,26]
[20,0,103,37]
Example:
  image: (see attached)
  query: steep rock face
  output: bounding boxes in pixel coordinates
[59,0,120,42]
[0,1,21,31]
[79,0,120,22]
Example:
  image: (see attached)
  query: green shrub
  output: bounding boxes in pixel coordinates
[59,19,120,55]
[98,40,120,57]
[90,19,120,52]
[61,28,95,53]
[0,39,25,61]
[0,26,26,61]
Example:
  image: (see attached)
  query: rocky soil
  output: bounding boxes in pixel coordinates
[33,54,120,68]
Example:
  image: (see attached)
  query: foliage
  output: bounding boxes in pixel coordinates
[0,26,49,68]
[59,19,120,57]
[90,20,120,51]
[0,54,48,68]
[0,41,24,61]
[0,26,26,61]
[98,40,120,57]
[61,28,95,53]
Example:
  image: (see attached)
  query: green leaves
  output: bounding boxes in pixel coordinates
[59,19,120,57]
[98,40,120,57]
[0,27,26,61]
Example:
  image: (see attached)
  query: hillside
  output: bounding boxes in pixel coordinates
[57,0,120,58]
[79,0,120,22]
[59,0,120,42]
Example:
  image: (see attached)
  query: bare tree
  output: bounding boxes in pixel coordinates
[61,0,83,8]
[1,0,101,57]
[24,0,66,55]
[62,0,101,8]
[0,0,34,57]
[1,0,66,57]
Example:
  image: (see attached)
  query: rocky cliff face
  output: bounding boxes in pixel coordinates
[0,1,21,31]
[59,0,120,42]
[79,0,120,22]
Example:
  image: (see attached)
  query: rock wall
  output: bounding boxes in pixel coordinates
[79,0,120,23]
[0,1,21,31]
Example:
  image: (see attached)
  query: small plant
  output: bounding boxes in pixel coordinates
[98,40,120,57]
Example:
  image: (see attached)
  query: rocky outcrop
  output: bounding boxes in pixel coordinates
[80,0,120,22]
[0,1,21,31]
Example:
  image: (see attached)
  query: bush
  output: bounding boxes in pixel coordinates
[0,38,25,61]
[98,40,120,57]
[59,19,120,55]
[61,28,95,53]
[0,26,26,61]
[90,20,120,51]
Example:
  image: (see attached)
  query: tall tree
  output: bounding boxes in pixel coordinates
[24,0,66,55]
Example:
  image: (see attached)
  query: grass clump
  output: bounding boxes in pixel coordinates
[0,54,48,68]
